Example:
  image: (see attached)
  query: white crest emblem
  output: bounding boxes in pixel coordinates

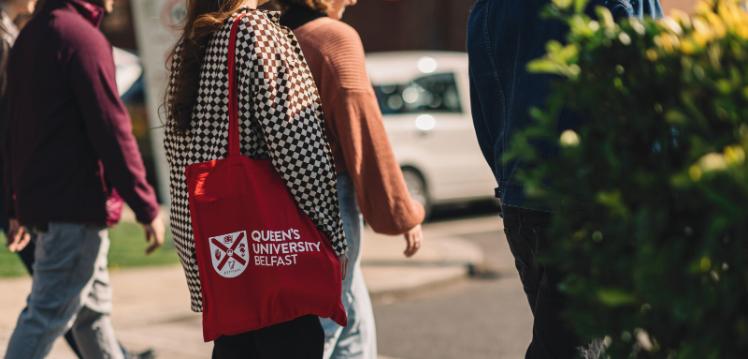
[209,230,250,278]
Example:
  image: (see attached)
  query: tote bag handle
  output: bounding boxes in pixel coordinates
[226,13,247,158]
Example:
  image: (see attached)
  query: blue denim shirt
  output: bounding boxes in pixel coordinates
[467,0,662,210]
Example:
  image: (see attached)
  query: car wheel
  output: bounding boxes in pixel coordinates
[401,167,432,219]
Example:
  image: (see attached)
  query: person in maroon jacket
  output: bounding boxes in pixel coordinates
[2,0,164,358]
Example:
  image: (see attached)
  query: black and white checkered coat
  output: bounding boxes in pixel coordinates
[164,9,347,312]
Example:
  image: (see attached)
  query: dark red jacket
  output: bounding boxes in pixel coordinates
[3,0,158,226]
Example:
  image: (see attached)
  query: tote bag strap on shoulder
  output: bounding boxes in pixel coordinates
[226,12,247,158]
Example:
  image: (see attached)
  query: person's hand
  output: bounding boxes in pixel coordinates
[143,213,165,255]
[338,254,349,280]
[403,224,422,258]
[7,219,31,253]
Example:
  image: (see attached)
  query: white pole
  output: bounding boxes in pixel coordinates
[129,0,186,206]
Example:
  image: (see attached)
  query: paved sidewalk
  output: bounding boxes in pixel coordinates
[0,217,490,359]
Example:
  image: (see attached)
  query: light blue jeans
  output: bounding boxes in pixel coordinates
[4,223,123,359]
[320,174,377,359]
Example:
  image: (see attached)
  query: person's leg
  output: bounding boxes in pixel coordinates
[523,212,579,359]
[72,307,122,359]
[16,236,87,359]
[16,237,37,274]
[526,266,578,359]
[254,315,324,359]
[329,263,377,359]
[502,207,543,314]
[5,223,105,359]
[70,229,124,359]
[212,331,258,359]
[503,208,579,359]
[322,174,377,359]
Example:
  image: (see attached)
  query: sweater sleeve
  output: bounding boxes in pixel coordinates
[69,37,159,224]
[318,27,424,235]
[0,39,12,220]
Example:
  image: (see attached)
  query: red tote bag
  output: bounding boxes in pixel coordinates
[185,14,347,342]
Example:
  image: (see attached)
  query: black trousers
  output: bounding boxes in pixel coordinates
[212,315,324,359]
[502,207,579,359]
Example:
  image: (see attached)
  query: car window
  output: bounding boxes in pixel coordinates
[373,73,462,115]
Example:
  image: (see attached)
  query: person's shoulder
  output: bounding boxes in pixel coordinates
[238,10,286,32]
[305,19,370,90]
[50,10,108,53]
[296,18,364,67]
[314,18,358,36]
[311,18,363,50]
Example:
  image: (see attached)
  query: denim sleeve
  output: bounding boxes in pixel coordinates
[468,69,498,176]
[589,0,664,19]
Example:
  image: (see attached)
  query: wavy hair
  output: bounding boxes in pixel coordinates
[166,0,249,132]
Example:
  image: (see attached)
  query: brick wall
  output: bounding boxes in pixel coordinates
[343,0,474,53]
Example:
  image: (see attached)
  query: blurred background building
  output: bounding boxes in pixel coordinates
[101,0,699,52]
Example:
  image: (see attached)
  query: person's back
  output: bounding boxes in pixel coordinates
[164,3,348,356]
[7,0,156,226]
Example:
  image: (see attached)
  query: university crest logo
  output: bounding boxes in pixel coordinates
[209,230,250,278]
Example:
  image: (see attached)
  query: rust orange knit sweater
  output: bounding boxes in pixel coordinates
[293,17,424,235]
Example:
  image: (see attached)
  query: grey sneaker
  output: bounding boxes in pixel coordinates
[126,349,156,359]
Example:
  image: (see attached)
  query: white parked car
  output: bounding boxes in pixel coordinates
[366,52,497,216]
[113,47,143,97]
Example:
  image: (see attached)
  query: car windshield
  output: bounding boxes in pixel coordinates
[373,73,462,115]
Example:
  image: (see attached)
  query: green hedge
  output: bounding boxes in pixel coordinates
[508,0,748,357]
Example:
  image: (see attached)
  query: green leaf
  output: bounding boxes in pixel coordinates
[506,3,748,355]
[552,0,573,11]
[716,79,732,94]
[597,289,637,307]
[527,58,564,75]
[665,110,689,125]
[574,0,588,13]
[596,6,616,32]
[557,43,580,62]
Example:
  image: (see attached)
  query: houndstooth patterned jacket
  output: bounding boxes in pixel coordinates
[164,9,347,312]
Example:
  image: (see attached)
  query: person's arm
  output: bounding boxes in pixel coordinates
[0,39,12,222]
[1,151,11,221]
[594,0,634,18]
[240,18,347,257]
[69,35,163,253]
[318,27,424,236]
[1,117,12,229]
[327,88,425,233]
[590,0,663,19]
[69,39,158,224]
[1,39,30,251]
[468,67,499,178]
